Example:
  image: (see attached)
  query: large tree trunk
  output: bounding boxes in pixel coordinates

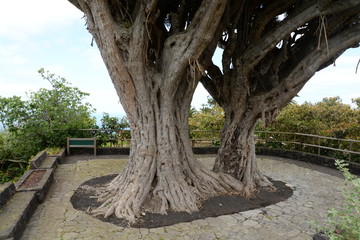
[68,0,245,222]
[213,99,274,195]
[68,0,360,222]
[92,75,243,222]
[200,0,360,195]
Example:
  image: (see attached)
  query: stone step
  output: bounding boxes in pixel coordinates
[0,191,37,240]
[15,169,54,203]
[29,150,47,169]
[39,157,58,169]
[48,148,66,164]
[0,183,16,208]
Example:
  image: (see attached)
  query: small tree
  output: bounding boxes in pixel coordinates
[0,69,96,179]
[23,68,96,148]
[96,113,130,147]
[0,96,28,132]
[352,98,360,109]
[271,97,359,139]
[188,98,224,146]
[100,113,129,130]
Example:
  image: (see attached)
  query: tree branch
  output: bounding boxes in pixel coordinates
[249,0,298,41]
[161,0,228,94]
[200,63,225,106]
[251,22,360,116]
[243,0,360,69]
[71,0,137,120]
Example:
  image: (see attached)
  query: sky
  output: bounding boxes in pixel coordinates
[1,0,359,121]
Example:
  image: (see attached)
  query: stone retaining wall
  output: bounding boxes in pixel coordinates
[68,146,360,176]
[0,148,65,240]
[256,147,360,176]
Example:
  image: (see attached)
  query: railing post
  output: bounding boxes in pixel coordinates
[349,142,353,162]
[318,137,321,155]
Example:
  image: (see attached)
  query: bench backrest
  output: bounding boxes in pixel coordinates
[67,138,97,156]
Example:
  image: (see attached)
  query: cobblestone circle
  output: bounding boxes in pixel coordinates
[20,155,344,240]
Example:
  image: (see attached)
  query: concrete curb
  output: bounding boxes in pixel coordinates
[0,183,16,209]
[256,147,360,176]
[49,148,66,163]
[15,169,54,203]
[0,148,65,240]
[0,191,37,240]
[29,151,47,169]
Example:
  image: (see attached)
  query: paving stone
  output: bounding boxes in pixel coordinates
[39,157,58,169]
[0,191,37,240]
[216,215,238,225]
[62,232,80,240]
[242,219,259,227]
[241,209,263,219]
[286,229,302,238]
[19,155,345,240]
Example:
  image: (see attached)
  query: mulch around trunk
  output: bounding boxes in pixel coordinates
[71,174,293,228]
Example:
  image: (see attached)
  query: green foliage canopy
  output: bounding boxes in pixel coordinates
[189,97,224,131]
[0,96,28,132]
[0,69,96,183]
[269,97,360,140]
[95,113,130,147]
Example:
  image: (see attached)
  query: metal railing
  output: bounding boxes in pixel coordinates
[255,131,360,162]
[71,129,360,163]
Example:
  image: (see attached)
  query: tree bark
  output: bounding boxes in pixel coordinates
[68,0,244,223]
[213,104,273,195]
[67,0,360,221]
[92,75,243,222]
[201,0,360,194]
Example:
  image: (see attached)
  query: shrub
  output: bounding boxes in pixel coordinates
[0,69,96,183]
[313,160,360,240]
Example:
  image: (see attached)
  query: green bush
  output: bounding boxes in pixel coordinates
[261,97,360,162]
[94,113,130,147]
[313,160,360,240]
[189,97,224,132]
[0,69,96,183]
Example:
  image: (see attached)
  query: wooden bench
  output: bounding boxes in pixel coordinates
[67,138,97,156]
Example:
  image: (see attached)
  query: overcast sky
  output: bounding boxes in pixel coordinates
[1,0,359,120]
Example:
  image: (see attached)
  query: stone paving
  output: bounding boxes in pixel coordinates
[20,155,344,240]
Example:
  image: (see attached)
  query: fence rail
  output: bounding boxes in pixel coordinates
[71,129,360,163]
[254,131,360,162]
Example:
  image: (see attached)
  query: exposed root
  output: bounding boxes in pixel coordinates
[90,155,244,223]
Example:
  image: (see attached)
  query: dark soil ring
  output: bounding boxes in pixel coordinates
[71,174,293,228]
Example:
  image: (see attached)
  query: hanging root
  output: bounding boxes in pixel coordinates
[317,14,329,54]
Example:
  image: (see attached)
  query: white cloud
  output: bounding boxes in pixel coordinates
[0,0,82,40]
[83,47,107,70]
[0,81,39,99]
[0,55,28,65]
[192,85,209,109]
[334,54,359,67]
[297,52,360,106]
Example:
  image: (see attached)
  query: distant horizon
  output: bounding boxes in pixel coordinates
[1,94,357,132]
